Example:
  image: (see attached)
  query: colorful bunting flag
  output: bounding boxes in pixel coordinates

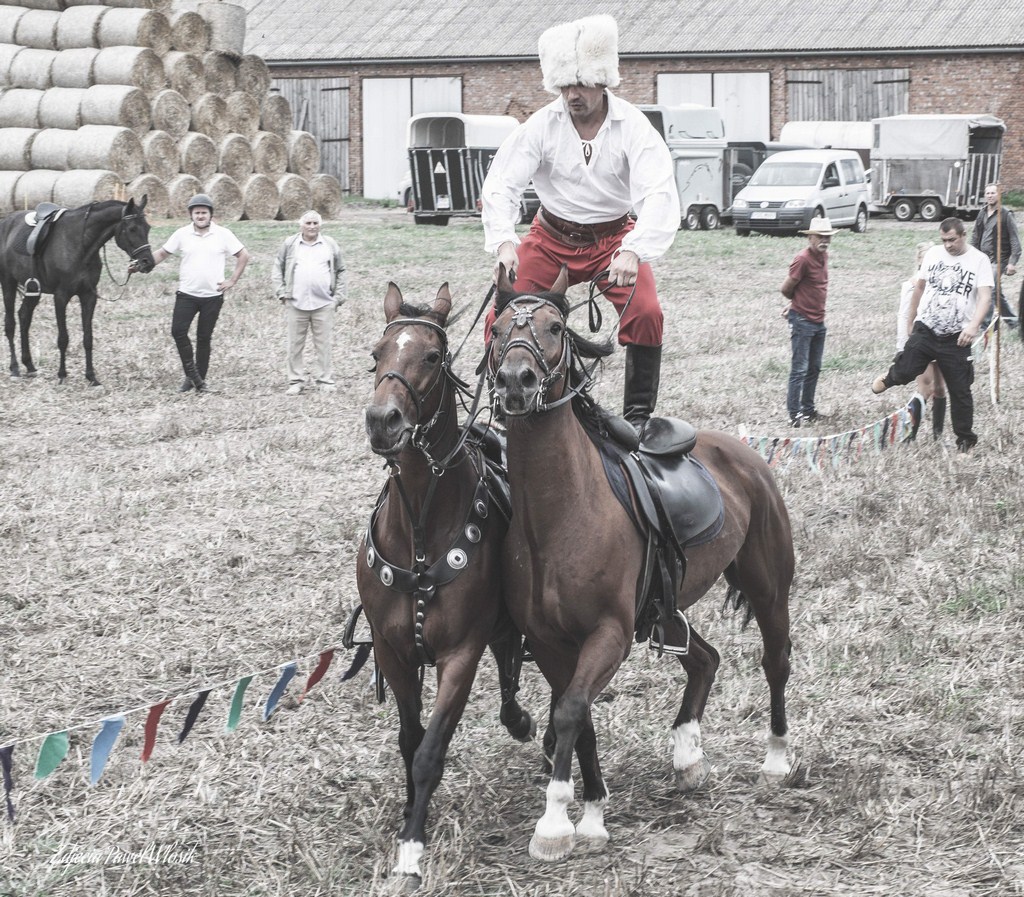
[226,676,253,732]
[178,690,211,744]
[1,744,14,822]
[341,644,372,682]
[141,699,172,762]
[263,663,298,721]
[90,716,125,786]
[34,732,69,780]
[298,650,335,703]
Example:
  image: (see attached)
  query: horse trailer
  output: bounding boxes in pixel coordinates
[869,114,1005,221]
[405,112,538,226]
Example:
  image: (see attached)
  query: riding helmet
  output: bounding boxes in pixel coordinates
[187,193,214,212]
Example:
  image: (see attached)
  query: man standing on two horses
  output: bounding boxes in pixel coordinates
[140,194,249,393]
[481,14,680,433]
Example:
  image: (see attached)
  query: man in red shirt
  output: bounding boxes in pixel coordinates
[779,216,835,427]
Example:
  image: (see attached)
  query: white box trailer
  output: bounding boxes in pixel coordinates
[640,103,728,229]
[869,114,1004,221]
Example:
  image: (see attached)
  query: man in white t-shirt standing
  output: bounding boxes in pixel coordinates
[872,217,992,451]
[145,194,250,393]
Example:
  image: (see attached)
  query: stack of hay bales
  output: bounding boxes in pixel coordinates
[0,0,344,220]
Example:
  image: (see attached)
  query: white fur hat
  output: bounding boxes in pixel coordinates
[538,14,620,95]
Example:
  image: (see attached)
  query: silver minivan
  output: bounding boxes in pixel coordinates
[731,149,871,235]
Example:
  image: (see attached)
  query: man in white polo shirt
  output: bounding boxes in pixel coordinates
[272,210,345,394]
[146,193,250,393]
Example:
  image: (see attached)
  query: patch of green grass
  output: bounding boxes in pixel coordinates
[940,583,1008,615]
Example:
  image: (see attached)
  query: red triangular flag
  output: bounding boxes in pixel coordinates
[141,700,172,762]
[298,649,335,703]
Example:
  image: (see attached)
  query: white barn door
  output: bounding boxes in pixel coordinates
[362,77,461,199]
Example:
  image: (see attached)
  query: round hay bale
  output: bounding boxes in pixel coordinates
[0,171,22,215]
[38,86,83,129]
[0,128,39,170]
[15,10,60,50]
[150,88,189,138]
[14,169,60,208]
[97,9,171,56]
[217,132,252,181]
[93,46,166,92]
[16,0,64,10]
[81,84,150,133]
[251,129,286,176]
[259,92,291,138]
[56,6,108,49]
[50,47,99,88]
[239,171,278,220]
[0,9,28,45]
[0,43,24,82]
[10,49,57,89]
[166,172,200,217]
[309,172,343,219]
[203,172,242,221]
[162,51,204,102]
[223,89,258,139]
[286,130,319,179]
[67,125,144,180]
[201,50,236,94]
[189,91,226,140]
[275,172,311,222]
[64,0,157,8]
[125,172,169,219]
[169,10,208,53]
[0,89,43,128]
[29,128,75,170]
[197,2,244,57]
[141,129,178,180]
[236,54,270,98]
[179,131,216,180]
[52,169,121,207]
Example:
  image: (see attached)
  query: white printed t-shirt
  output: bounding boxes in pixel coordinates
[162,222,245,297]
[915,243,994,336]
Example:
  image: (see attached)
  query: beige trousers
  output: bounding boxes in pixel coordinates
[286,304,334,384]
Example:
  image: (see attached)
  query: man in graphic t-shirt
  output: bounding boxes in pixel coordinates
[872,217,992,451]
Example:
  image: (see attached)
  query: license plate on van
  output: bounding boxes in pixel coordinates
[751,211,777,220]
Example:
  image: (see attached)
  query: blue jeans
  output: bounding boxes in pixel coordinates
[787,311,826,419]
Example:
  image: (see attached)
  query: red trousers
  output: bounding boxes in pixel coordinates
[487,217,664,347]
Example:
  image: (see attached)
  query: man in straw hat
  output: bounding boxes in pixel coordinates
[481,14,679,434]
[872,217,992,452]
[779,215,836,427]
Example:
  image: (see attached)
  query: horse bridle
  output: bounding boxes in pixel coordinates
[101,208,152,289]
[488,295,589,414]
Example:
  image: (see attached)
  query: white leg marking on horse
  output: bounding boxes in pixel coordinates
[760,733,791,784]
[529,778,576,862]
[574,797,609,853]
[672,720,711,792]
[393,839,424,878]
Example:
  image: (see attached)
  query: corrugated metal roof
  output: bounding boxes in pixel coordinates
[236,0,1024,62]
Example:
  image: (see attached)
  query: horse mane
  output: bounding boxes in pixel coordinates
[395,300,450,329]
[494,288,615,360]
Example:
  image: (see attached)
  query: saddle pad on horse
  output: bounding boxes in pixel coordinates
[14,204,67,256]
[588,416,725,551]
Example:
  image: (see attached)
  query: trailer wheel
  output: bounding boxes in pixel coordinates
[893,198,916,222]
[918,199,943,222]
[700,206,720,230]
[414,215,450,226]
[683,208,701,230]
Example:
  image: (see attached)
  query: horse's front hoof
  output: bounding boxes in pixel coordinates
[24,369,37,378]
[674,754,711,793]
[529,828,575,862]
[87,379,101,387]
[513,713,537,743]
[389,873,422,894]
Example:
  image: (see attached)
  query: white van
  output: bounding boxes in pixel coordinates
[731,149,871,235]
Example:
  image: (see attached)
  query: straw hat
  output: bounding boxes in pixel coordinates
[538,14,620,95]
[800,216,837,236]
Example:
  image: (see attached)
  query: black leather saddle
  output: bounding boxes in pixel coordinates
[16,203,66,257]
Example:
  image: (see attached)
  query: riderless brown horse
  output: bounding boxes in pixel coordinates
[486,266,794,862]
[1,197,155,385]
[357,282,534,888]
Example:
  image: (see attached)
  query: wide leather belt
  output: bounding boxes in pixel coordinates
[539,207,629,246]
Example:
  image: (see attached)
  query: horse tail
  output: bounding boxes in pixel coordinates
[723,583,755,630]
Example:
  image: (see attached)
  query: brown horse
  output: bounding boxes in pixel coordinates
[358,282,534,888]
[486,266,794,862]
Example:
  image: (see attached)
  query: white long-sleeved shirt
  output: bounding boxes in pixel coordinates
[481,91,680,262]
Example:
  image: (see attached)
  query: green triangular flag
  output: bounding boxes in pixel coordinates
[34,732,69,779]
[226,675,253,732]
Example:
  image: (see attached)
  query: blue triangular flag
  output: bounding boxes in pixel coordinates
[263,663,298,721]
[90,716,125,786]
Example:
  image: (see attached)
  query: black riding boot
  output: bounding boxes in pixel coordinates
[183,360,206,392]
[623,345,662,433]
[932,396,946,439]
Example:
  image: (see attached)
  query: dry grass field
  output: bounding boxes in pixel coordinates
[1,205,1022,897]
